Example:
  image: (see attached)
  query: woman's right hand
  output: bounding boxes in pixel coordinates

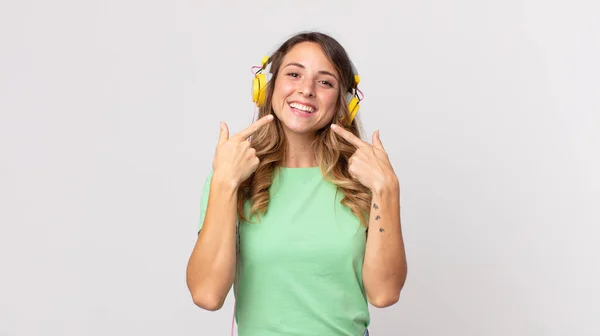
[211,114,274,188]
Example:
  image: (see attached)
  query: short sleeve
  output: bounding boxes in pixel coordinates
[197,170,214,233]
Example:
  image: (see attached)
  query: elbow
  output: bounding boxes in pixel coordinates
[186,265,228,311]
[368,291,401,308]
[367,265,407,308]
[364,277,406,308]
[186,264,233,311]
[190,288,225,311]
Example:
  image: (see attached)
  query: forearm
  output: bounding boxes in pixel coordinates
[186,173,239,311]
[362,178,408,307]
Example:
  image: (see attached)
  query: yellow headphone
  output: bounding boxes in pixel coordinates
[251,56,362,124]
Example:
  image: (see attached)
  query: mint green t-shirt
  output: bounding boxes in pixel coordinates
[198,167,370,336]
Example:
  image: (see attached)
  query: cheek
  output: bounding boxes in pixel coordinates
[321,91,339,111]
[274,79,295,96]
[272,81,295,107]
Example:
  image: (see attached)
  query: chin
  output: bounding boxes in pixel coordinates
[280,120,316,135]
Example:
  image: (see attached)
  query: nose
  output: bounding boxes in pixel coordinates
[298,78,315,97]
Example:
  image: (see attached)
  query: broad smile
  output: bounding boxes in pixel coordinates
[288,101,317,117]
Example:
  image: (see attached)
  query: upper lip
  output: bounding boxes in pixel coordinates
[288,101,317,111]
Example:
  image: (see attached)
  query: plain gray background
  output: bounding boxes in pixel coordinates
[1,0,599,335]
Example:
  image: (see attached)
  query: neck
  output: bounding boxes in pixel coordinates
[281,129,318,168]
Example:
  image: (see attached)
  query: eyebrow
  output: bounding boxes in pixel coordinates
[283,62,338,81]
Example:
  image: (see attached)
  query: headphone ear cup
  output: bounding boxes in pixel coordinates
[347,96,360,123]
[338,74,361,124]
[252,73,267,106]
[252,75,260,104]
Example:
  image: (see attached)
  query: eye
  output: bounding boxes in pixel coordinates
[319,80,334,88]
[287,72,300,78]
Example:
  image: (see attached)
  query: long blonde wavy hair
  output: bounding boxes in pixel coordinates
[237,32,372,227]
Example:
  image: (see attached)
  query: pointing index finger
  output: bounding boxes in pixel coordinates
[234,114,274,140]
[331,124,367,148]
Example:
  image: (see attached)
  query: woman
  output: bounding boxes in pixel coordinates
[186,31,408,336]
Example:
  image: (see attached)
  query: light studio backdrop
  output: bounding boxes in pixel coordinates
[1,0,598,335]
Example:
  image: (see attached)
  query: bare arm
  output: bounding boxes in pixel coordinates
[185,173,238,311]
[330,124,408,308]
[362,177,408,308]
[185,115,274,311]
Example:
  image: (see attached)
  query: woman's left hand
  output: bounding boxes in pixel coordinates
[330,124,399,193]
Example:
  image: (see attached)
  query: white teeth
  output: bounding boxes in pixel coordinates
[290,102,314,113]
